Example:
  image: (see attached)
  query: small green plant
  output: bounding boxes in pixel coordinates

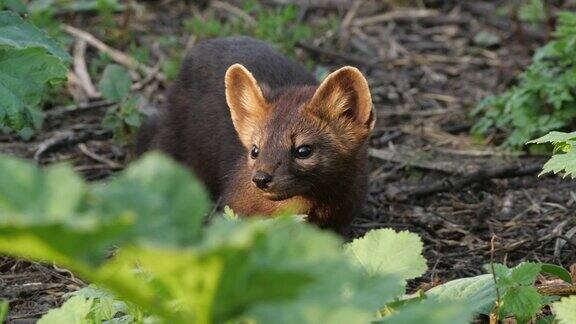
[518,0,546,24]
[0,299,8,323]
[98,64,144,143]
[472,12,576,148]
[0,10,69,135]
[529,131,576,178]
[554,296,576,324]
[0,153,573,323]
[186,0,311,56]
[491,262,550,323]
[0,152,478,324]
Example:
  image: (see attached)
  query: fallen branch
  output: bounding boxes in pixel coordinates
[72,40,100,99]
[385,162,543,200]
[296,41,377,67]
[63,25,165,81]
[369,148,467,174]
[78,143,123,170]
[354,9,439,27]
[211,0,257,26]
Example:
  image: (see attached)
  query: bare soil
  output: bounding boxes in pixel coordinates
[1,1,575,322]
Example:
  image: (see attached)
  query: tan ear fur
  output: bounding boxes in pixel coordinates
[307,66,374,131]
[225,64,270,147]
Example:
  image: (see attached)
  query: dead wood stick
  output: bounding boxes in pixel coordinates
[296,41,377,67]
[369,148,466,174]
[211,0,257,26]
[262,0,352,8]
[78,143,123,170]
[386,162,543,200]
[537,282,576,297]
[73,40,100,98]
[354,9,439,27]
[63,25,165,81]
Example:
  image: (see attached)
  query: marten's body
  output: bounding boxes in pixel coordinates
[137,37,375,233]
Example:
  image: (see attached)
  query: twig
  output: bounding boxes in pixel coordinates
[78,143,123,170]
[354,9,439,27]
[537,282,576,296]
[296,41,377,67]
[211,0,257,26]
[262,0,353,8]
[63,24,165,81]
[338,0,363,48]
[489,235,501,324]
[34,129,112,162]
[73,40,100,99]
[369,148,466,174]
[34,131,75,161]
[385,162,543,200]
[46,100,114,118]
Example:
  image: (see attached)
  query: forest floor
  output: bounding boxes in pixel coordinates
[1,1,576,322]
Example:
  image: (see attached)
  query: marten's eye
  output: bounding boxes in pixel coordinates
[250,145,260,159]
[294,145,312,159]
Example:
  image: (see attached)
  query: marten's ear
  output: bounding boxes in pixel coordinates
[307,66,375,131]
[225,64,270,148]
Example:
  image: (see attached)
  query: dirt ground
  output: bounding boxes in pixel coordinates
[1,1,576,322]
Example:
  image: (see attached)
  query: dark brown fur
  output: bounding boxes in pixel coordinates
[137,36,374,234]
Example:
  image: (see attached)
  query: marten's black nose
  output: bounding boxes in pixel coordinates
[252,171,273,189]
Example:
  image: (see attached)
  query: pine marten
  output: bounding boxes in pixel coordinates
[137,36,375,234]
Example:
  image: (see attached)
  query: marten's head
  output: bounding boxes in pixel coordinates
[225,64,375,201]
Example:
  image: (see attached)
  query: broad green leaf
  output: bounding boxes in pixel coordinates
[541,264,573,284]
[501,286,542,324]
[528,131,576,145]
[0,153,211,266]
[94,217,404,324]
[90,152,211,247]
[0,299,7,323]
[345,228,427,281]
[0,0,27,13]
[0,153,419,324]
[0,11,70,61]
[554,296,576,324]
[0,47,67,130]
[377,300,474,324]
[539,149,576,178]
[510,262,542,286]
[426,274,497,314]
[98,64,132,102]
[38,295,94,324]
[0,155,132,266]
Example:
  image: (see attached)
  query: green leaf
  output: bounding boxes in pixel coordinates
[0,0,27,13]
[90,152,211,247]
[511,262,542,286]
[554,296,576,324]
[345,228,427,281]
[0,299,8,323]
[540,149,576,178]
[0,153,419,324]
[98,64,132,102]
[378,300,475,324]
[0,11,70,61]
[541,264,573,284]
[519,0,546,23]
[426,274,497,315]
[528,131,576,145]
[0,156,132,266]
[38,295,94,324]
[0,47,67,130]
[501,286,542,323]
